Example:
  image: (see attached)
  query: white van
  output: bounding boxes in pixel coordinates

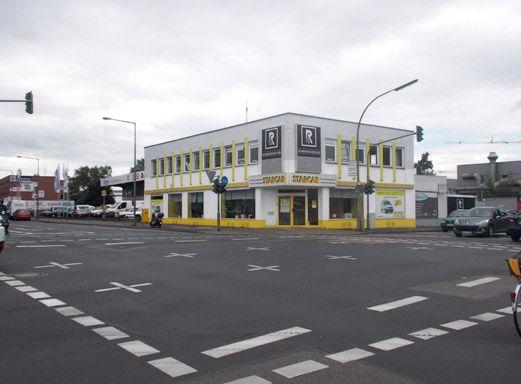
[108,200,144,217]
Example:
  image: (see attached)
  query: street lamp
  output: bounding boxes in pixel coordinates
[102,117,138,226]
[17,155,40,219]
[355,79,418,231]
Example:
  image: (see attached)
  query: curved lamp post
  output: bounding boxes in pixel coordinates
[355,79,418,231]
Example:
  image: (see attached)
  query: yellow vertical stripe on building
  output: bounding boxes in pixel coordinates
[379,140,383,182]
[163,154,167,188]
[392,140,397,182]
[155,157,159,189]
[231,139,236,181]
[337,134,342,179]
[209,144,213,171]
[198,146,202,185]
[365,139,370,180]
[180,151,184,186]
[171,152,175,187]
[244,138,248,180]
[189,149,193,186]
[351,136,357,180]
[220,142,223,177]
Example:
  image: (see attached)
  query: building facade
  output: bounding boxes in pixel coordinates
[144,113,416,228]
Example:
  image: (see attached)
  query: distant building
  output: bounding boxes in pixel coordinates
[0,175,63,202]
[100,171,145,202]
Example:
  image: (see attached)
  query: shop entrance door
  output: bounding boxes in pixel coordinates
[278,195,306,226]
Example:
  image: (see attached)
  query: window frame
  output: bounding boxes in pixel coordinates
[382,146,391,167]
[395,147,404,168]
[184,153,190,172]
[213,148,221,168]
[249,141,259,164]
[203,150,210,170]
[325,139,336,163]
[192,151,200,171]
[175,155,181,174]
[340,141,350,164]
[225,145,233,167]
[236,143,245,165]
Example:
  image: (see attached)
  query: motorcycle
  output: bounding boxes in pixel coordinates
[150,211,164,228]
[0,209,8,235]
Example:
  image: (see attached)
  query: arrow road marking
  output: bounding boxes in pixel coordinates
[34,262,83,270]
[247,247,270,251]
[165,253,197,258]
[95,282,152,293]
[325,255,357,260]
[248,265,280,272]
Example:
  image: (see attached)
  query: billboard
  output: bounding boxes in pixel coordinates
[376,190,405,219]
[261,126,282,159]
[296,125,321,157]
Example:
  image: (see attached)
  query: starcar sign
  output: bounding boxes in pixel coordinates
[249,173,337,188]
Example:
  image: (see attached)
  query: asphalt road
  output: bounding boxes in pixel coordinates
[1,221,520,384]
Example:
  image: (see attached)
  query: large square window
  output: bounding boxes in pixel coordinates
[188,192,204,218]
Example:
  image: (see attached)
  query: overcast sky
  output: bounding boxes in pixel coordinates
[1,0,520,178]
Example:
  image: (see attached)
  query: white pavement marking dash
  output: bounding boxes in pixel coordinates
[104,241,144,246]
[55,306,84,317]
[16,285,37,292]
[93,326,129,340]
[202,326,311,358]
[368,296,428,312]
[441,320,478,330]
[148,357,197,379]
[5,280,25,287]
[78,239,92,241]
[175,239,207,243]
[326,348,374,363]
[72,316,105,327]
[409,327,448,340]
[118,340,160,357]
[16,244,67,248]
[246,247,269,251]
[471,312,505,322]
[27,291,51,299]
[497,307,513,314]
[223,376,272,384]
[0,276,15,281]
[39,298,66,307]
[457,277,500,288]
[273,360,328,379]
[369,337,414,351]
[232,238,260,241]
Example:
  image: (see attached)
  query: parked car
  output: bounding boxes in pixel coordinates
[120,208,142,222]
[440,209,469,232]
[12,209,31,221]
[74,205,95,217]
[453,207,511,237]
[508,214,521,242]
[42,206,74,218]
[0,226,5,253]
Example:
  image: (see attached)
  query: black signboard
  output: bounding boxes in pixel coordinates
[262,126,282,159]
[297,125,321,157]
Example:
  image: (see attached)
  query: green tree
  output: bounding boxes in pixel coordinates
[130,158,144,173]
[414,152,435,175]
[68,165,114,206]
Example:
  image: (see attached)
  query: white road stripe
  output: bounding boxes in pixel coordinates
[16,285,38,292]
[55,306,84,316]
[148,357,197,379]
[93,326,129,340]
[16,244,67,248]
[0,276,14,281]
[27,291,51,299]
[72,316,105,327]
[369,337,414,351]
[409,327,448,340]
[232,238,260,241]
[273,360,328,379]
[175,239,207,243]
[202,326,312,358]
[441,320,478,330]
[471,312,505,322]
[326,348,374,363]
[104,241,144,246]
[223,376,272,384]
[457,277,500,288]
[497,307,513,314]
[40,298,66,307]
[367,296,428,312]
[5,280,25,287]
[118,340,160,357]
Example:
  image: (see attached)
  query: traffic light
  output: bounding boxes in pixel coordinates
[416,125,423,142]
[25,91,33,114]
[212,177,227,194]
[364,179,375,195]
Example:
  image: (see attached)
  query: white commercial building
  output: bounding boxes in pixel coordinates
[144,113,416,229]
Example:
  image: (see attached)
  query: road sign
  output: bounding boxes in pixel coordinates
[220,176,228,186]
[101,190,107,197]
[205,170,216,182]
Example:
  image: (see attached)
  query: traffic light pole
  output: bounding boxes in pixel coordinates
[217,194,221,232]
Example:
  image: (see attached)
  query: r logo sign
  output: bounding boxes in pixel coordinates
[261,126,282,159]
[297,125,321,157]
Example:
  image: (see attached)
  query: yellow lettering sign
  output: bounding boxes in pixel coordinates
[292,175,320,184]
[262,175,286,184]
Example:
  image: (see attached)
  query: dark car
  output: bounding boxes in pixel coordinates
[440,209,469,232]
[453,207,511,237]
[508,214,521,242]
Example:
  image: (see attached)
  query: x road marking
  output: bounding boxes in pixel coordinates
[94,282,152,293]
[34,262,83,269]
[164,252,197,258]
[325,255,357,260]
[248,265,281,272]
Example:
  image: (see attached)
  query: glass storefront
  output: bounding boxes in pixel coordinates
[330,188,358,219]
[168,193,182,217]
[224,189,255,218]
[188,192,204,218]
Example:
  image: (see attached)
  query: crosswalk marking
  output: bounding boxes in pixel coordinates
[55,306,84,317]
[72,316,105,327]
[118,340,160,357]
[369,337,414,351]
[440,320,478,330]
[202,326,311,358]
[457,277,500,288]
[272,360,328,379]
[408,327,448,340]
[15,285,37,292]
[27,291,51,299]
[5,280,25,287]
[92,326,129,340]
[39,298,66,307]
[223,376,272,384]
[497,307,513,314]
[148,357,197,379]
[367,296,428,312]
[326,348,374,363]
[471,312,505,322]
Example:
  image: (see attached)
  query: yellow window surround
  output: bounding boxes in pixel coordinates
[189,148,193,186]
[379,140,383,182]
[232,139,236,181]
[337,134,342,179]
[198,146,202,185]
[244,138,249,180]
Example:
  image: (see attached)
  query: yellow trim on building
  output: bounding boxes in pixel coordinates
[232,139,236,181]
[365,139,370,180]
[163,154,167,188]
[392,140,397,182]
[171,152,175,187]
[220,142,223,177]
[209,144,213,171]
[337,134,342,179]
[155,157,159,189]
[375,218,416,228]
[336,181,413,189]
[145,181,249,195]
[379,140,383,182]
[162,217,267,228]
[180,151,184,186]
[244,138,248,180]
[318,219,357,229]
[189,148,193,186]
[351,136,356,181]
[198,146,202,185]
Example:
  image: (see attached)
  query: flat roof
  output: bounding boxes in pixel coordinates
[145,112,413,149]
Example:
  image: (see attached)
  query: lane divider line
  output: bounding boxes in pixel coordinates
[118,340,160,357]
[367,296,428,312]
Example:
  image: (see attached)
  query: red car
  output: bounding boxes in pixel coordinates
[12,209,31,221]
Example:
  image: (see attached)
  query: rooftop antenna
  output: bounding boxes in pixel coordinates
[245,100,248,123]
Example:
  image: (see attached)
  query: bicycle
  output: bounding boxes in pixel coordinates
[506,253,521,337]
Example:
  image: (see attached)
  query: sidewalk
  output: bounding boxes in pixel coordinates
[37,218,440,236]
